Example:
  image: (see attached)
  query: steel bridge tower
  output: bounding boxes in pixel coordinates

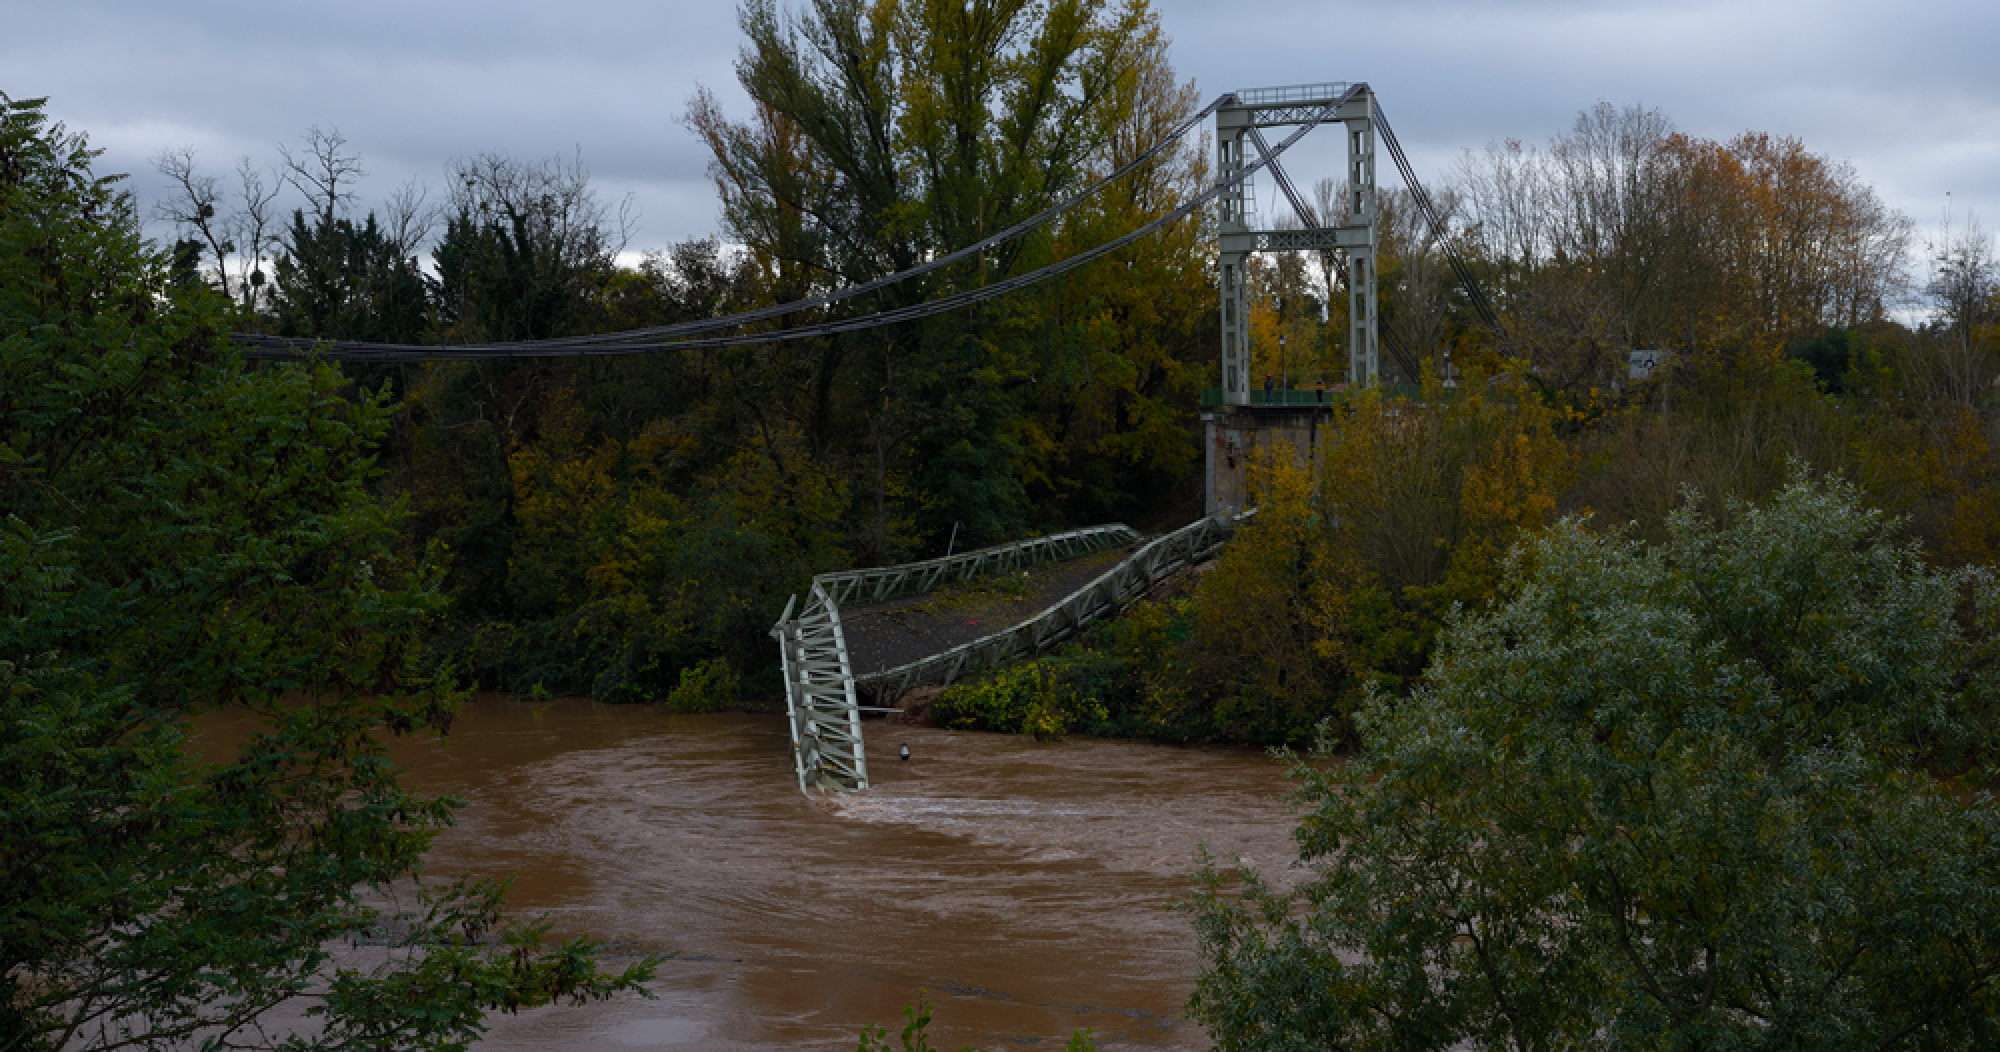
[1205,83,1377,515]
[1215,82,1378,401]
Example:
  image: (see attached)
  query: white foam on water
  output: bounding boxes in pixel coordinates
[832,794,1099,823]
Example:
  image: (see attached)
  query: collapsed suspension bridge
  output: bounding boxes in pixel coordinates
[235,83,1493,792]
[770,513,1247,792]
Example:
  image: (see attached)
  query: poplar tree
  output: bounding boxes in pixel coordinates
[685,0,1171,547]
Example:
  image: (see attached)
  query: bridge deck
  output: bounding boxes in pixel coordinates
[840,547,1128,680]
[772,517,1241,792]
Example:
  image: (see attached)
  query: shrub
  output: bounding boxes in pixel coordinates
[1189,472,2000,1050]
[934,660,1106,740]
[666,656,739,712]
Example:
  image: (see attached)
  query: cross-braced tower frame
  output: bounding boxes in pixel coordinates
[1216,83,1378,401]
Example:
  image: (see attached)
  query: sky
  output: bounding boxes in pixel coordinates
[8,0,1997,299]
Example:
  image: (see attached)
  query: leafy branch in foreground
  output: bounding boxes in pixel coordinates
[1189,471,2000,1050]
[1,91,655,1051]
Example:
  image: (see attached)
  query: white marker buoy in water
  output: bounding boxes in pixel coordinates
[899,744,911,762]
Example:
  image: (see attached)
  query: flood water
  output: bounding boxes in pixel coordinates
[345,699,1299,1049]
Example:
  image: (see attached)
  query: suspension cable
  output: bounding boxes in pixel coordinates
[1373,107,1504,336]
[1244,124,1321,230]
[239,92,1237,360]
[1248,123,1434,380]
[244,87,1361,363]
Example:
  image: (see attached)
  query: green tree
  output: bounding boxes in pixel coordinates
[1019,27,1213,522]
[686,0,1176,548]
[430,209,573,344]
[1786,326,1852,392]
[0,94,652,1050]
[1190,472,2000,1050]
[430,151,625,346]
[270,208,429,343]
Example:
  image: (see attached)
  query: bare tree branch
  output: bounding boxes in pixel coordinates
[278,124,364,223]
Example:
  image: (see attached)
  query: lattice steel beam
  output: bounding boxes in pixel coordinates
[853,512,1252,701]
[1220,228,1372,253]
[1216,83,1377,399]
[769,516,1249,793]
[812,524,1140,607]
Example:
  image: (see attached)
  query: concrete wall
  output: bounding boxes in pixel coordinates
[1203,405,1336,514]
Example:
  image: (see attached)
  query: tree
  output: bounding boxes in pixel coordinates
[270,208,430,343]
[1011,22,1213,523]
[1929,216,1998,342]
[150,147,283,314]
[1454,104,1911,399]
[1190,472,2000,1050]
[431,150,629,345]
[263,128,447,348]
[1911,215,1999,408]
[1375,186,1470,384]
[1179,374,1570,744]
[0,93,653,1050]
[279,124,364,225]
[685,0,1175,547]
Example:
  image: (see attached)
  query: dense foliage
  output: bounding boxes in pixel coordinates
[1189,474,2000,1049]
[13,0,2000,1042]
[130,2,1999,725]
[131,0,1215,703]
[935,656,1112,740]
[686,0,1212,540]
[930,372,1572,744]
[0,93,652,1051]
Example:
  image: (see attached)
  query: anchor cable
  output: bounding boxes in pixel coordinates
[1373,107,1504,336]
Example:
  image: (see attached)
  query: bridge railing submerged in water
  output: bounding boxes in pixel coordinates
[770,513,1249,793]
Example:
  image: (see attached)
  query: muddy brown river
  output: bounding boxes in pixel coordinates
[337,699,1301,1049]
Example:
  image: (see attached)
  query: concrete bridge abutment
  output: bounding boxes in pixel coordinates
[1203,403,1336,516]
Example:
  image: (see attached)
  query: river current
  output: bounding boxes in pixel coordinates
[348,699,1300,1049]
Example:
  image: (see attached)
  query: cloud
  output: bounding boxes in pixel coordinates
[10,0,748,245]
[10,0,1997,277]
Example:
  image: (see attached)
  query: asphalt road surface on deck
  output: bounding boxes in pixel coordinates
[838,547,1129,678]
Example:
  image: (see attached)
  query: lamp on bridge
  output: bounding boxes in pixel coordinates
[1279,333,1287,398]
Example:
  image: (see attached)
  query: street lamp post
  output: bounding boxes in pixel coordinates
[1279,333,1288,404]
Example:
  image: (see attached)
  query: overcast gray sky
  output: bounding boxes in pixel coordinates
[9,0,1997,288]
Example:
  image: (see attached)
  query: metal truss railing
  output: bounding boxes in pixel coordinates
[811,524,1142,607]
[855,512,1249,700]
[770,525,1138,792]
[771,582,870,793]
[1236,82,1352,107]
[769,515,1247,792]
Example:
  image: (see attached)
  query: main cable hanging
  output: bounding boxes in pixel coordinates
[241,91,1230,360]
[242,86,1361,363]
